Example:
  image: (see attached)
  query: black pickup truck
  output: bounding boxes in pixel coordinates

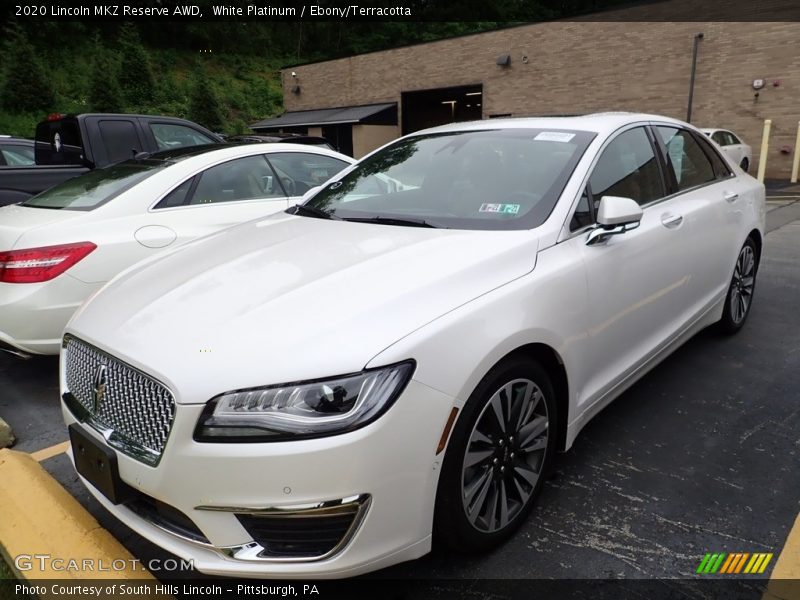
[0,113,222,206]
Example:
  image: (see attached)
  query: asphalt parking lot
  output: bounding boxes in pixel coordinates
[1,199,799,585]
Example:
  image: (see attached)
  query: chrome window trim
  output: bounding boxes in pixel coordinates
[559,122,737,243]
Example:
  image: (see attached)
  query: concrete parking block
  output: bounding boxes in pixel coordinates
[764,514,800,600]
[0,449,158,585]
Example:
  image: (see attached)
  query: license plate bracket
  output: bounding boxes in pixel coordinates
[69,423,134,505]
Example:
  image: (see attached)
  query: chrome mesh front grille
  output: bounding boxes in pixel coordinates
[64,336,175,464]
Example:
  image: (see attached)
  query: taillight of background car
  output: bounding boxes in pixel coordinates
[0,242,97,283]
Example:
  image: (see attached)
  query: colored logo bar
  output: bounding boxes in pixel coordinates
[697,552,773,574]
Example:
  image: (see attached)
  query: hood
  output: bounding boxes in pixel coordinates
[0,204,85,250]
[68,213,539,403]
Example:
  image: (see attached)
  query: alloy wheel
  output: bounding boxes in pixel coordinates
[730,244,755,324]
[461,378,549,533]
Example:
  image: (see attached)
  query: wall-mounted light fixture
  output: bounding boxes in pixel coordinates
[496,54,511,67]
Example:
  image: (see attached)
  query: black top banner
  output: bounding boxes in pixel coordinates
[2,0,800,22]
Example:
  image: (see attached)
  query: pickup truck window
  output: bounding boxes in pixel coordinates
[0,145,35,166]
[21,160,168,210]
[98,120,144,165]
[151,123,215,151]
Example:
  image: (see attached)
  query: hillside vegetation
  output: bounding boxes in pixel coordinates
[0,1,629,138]
[0,23,286,137]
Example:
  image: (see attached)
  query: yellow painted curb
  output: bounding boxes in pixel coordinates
[0,448,156,583]
[764,513,800,600]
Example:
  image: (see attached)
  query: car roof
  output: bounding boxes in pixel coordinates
[413,112,692,137]
[139,142,354,167]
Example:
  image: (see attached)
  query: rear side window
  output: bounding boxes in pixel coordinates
[656,127,717,191]
[150,123,215,151]
[21,160,167,210]
[694,133,733,179]
[588,127,665,206]
[266,152,349,196]
[98,120,144,164]
[154,177,195,209]
[188,155,285,205]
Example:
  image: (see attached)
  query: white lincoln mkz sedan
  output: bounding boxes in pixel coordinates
[61,113,765,578]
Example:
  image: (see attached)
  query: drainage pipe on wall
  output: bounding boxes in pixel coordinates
[791,121,800,184]
[686,33,704,123]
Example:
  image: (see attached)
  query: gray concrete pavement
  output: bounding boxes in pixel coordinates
[0,219,798,582]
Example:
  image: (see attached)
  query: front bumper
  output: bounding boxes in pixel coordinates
[61,379,455,578]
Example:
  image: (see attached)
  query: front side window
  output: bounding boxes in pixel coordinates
[303,128,596,230]
[150,123,215,151]
[588,127,665,207]
[21,160,168,210]
[0,144,35,166]
[266,152,349,196]
[189,155,284,205]
[711,131,727,146]
[656,127,716,191]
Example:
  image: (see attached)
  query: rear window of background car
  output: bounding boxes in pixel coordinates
[21,160,168,210]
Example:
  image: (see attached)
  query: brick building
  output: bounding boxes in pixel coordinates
[253,3,800,178]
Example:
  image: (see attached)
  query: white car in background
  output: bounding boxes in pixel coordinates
[61,114,764,578]
[701,128,752,172]
[0,143,352,356]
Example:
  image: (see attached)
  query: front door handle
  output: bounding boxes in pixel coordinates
[723,191,739,203]
[661,213,683,229]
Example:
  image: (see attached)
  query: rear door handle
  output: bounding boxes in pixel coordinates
[661,213,683,228]
[723,191,739,203]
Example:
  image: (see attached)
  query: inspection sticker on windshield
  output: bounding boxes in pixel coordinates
[479,203,520,214]
[534,131,575,143]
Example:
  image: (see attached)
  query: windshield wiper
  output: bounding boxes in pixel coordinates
[290,204,341,220]
[342,215,444,228]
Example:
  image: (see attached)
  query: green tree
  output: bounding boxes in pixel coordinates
[88,38,123,113]
[188,63,225,132]
[0,25,55,114]
[118,24,156,107]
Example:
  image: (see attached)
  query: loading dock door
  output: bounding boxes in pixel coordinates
[401,84,483,135]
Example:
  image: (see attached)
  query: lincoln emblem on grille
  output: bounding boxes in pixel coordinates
[92,364,108,412]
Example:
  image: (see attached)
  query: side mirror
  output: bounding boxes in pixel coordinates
[586,196,643,246]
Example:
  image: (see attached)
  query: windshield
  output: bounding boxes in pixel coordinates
[21,160,170,210]
[302,128,595,230]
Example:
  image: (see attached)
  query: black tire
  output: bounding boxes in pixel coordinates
[717,237,759,334]
[433,356,557,553]
[740,158,750,172]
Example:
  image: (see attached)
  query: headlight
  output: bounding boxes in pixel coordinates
[193,361,414,442]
